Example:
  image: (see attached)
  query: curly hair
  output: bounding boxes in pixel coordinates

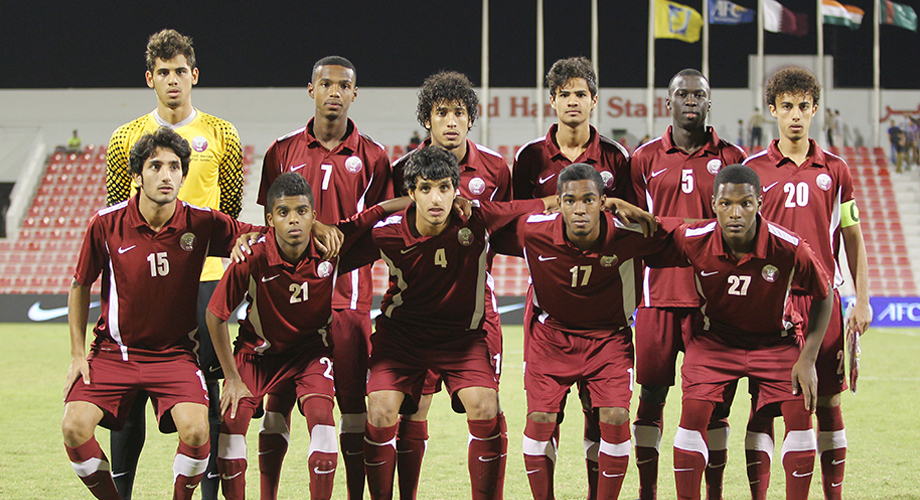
[765,66,820,108]
[546,57,597,98]
[129,127,191,177]
[402,145,460,193]
[265,172,314,215]
[416,71,479,128]
[312,56,356,82]
[146,29,195,72]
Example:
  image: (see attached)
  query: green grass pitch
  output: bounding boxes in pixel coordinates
[2,322,918,499]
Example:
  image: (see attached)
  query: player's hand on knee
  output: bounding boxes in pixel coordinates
[64,357,90,400]
[312,221,344,259]
[791,360,818,413]
[220,379,253,419]
[231,232,263,262]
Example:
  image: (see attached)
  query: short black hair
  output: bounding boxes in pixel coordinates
[765,66,820,108]
[668,68,708,95]
[558,163,604,197]
[546,57,598,98]
[312,56,356,82]
[265,172,314,215]
[416,71,479,128]
[402,146,460,192]
[713,164,761,194]
[129,127,191,177]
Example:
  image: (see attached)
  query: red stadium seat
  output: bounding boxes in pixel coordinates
[897,256,911,267]
[866,255,879,267]
[843,146,856,156]
[62,163,75,174]
[868,268,881,278]
[894,244,908,255]
[874,157,888,167]
[873,147,886,157]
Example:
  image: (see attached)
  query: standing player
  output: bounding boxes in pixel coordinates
[646,164,833,500]
[104,29,243,500]
[63,128,255,500]
[512,56,633,497]
[629,69,746,500]
[743,67,871,500]
[256,55,392,500]
[390,70,512,499]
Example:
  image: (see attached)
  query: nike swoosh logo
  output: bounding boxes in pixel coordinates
[118,245,136,254]
[86,482,100,489]
[477,453,506,463]
[673,467,695,472]
[791,470,813,478]
[700,270,719,277]
[762,182,779,193]
[747,461,762,467]
[207,472,220,479]
[28,300,101,322]
[602,471,625,478]
[290,163,306,172]
[831,481,843,487]
[650,168,668,178]
[636,458,655,465]
[208,365,222,373]
[526,469,541,475]
[707,462,726,468]
[364,461,387,467]
[221,471,243,480]
[345,450,363,456]
[400,246,417,254]
[537,255,556,262]
[186,483,198,489]
[395,449,413,454]
[262,275,280,282]
[831,459,845,466]
[112,472,128,479]
[258,450,275,456]
[538,174,556,185]
[313,467,336,474]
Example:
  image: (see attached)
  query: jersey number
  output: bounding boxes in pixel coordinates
[289,282,308,303]
[319,356,334,380]
[681,169,694,194]
[569,265,592,287]
[435,248,448,268]
[320,164,333,191]
[727,275,752,296]
[146,252,169,277]
[783,182,810,208]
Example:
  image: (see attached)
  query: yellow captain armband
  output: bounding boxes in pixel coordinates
[840,200,859,228]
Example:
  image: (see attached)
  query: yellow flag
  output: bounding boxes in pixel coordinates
[655,0,703,43]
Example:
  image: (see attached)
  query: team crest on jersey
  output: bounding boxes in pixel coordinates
[816,173,832,191]
[317,261,333,278]
[600,171,614,189]
[707,159,722,175]
[180,232,196,251]
[762,264,778,282]
[458,227,474,246]
[344,156,363,174]
[600,255,618,267]
[469,177,486,195]
[191,136,209,153]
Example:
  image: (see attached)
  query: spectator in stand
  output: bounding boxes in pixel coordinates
[824,109,836,148]
[852,128,864,149]
[748,108,767,148]
[68,130,82,152]
[738,119,746,148]
[408,130,422,151]
[888,120,906,173]
[904,117,919,168]
[833,111,844,149]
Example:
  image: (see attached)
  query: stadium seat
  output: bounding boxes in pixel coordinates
[828,146,841,156]
[843,146,856,156]
[62,163,75,174]
[894,244,908,255]
[873,147,886,157]
[874,157,888,167]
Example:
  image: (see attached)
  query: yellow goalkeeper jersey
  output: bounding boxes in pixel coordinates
[106,109,243,281]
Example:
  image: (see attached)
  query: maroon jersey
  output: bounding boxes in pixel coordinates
[631,126,746,307]
[73,196,257,361]
[498,212,671,339]
[743,139,855,291]
[207,205,386,355]
[649,217,830,345]
[393,138,512,202]
[257,118,393,312]
[342,199,543,334]
[512,124,631,201]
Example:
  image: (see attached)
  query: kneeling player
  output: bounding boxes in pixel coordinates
[648,165,833,500]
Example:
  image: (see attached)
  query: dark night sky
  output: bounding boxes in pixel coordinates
[1,0,918,89]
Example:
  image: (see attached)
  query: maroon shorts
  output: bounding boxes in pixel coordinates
[367,318,497,415]
[331,308,372,413]
[524,319,635,414]
[786,290,846,396]
[634,306,700,387]
[682,332,802,411]
[231,346,335,416]
[65,350,208,433]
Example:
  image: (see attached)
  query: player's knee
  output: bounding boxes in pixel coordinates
[366,393,400,428]
[462,391,498,420]
[527,411,557,424]
[177,418,210,447]
[817,393,840,408]
[598,407,629,426]
[61,414,94,447]
[640,384,669,404]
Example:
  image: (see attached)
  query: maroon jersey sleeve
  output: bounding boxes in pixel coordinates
[207,257,252,322]
[206,210,261,258]
[512,144,541,200]
[364,151,394,205]
[629,153,651,211]
[73,214,108,286]
[792,239,831,301]
[475,198,545,233]
[337,204,388,254]
[257,140,282,207]
[492,160,513,202]
[643,219,692,269]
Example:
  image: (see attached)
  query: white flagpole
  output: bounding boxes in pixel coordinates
[537,0,545,136]
[592,0,600,129]
[874,0,881,147]
[647,0,656,137]
[757,0,765,112]
[481,0,490,147]
[817,0,826,143]
[703,0,710,79]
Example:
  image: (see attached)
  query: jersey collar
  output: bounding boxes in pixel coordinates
[551,210,609,256]
[304,117,359,153]
[126,194,183,233]
[263,227,323,269]
[766,138,828,169]
[712,214,770,263]
[662,125,721,157]
[418,137,481,172]
[152,108,197,129]
[545,124,602,164]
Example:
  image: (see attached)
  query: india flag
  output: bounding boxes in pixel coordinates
[822,0,864,29]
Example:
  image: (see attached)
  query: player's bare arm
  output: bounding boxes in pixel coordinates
[791,284,834,412]
[604,197,658,236]
[64,279,93,399]
[205,309,252,419]
[842,223,872,336]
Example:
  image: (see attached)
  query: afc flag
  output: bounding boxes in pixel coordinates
[709,0,755,25]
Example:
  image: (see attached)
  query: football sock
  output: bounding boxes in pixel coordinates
[258,409,291,500]
[396,418,428,500]
[705,419,729,500]
[745,410,774,500]
[584,409,601,500]
[673,400,714,500]
[111,391,147,500]
[217,405,256,500]
[597,421,630,499]
[364,422,398,500]
[523,419,557,500]
[339,412,367,500]
[173,440,210,500]
[816,404,846,500]
[633,399,665,500]
[199,381,221,500]
[302,397,337,500]
[780,401,816,500]
[468,416,507,500]
[66,437,120,500]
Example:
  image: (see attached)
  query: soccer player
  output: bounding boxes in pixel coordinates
[629,69,746,500]
[512,56,634,497]
[743,66,871,500]
[390,70,512,499]
[342,146,546,500]
[104,29,243,500]
[646,164,833,500]
[63,127,255,500]
[493,163,666,500]
[256,55,393,500]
